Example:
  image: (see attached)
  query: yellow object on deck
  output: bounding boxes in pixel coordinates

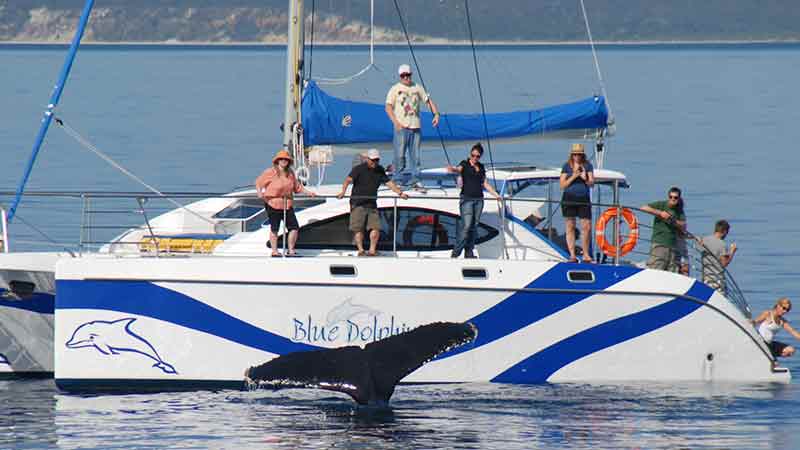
[139,236,225,254]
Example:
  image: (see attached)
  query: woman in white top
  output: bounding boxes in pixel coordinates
[753,298,800,358]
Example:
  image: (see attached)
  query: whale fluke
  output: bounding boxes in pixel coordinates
[244,321,477,405]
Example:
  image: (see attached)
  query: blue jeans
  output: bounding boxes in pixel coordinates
[453,198,484,257]
[392,128,421,185]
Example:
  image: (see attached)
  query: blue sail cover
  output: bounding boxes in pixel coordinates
[301,80,609,147]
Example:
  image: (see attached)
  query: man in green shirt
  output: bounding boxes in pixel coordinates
[641,187,686,271]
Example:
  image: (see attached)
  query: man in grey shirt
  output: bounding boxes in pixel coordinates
[701,220,737,292]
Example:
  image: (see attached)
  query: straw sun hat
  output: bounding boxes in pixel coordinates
[272,149,293,164]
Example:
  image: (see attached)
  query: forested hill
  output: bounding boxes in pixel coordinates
[2,0,799,43]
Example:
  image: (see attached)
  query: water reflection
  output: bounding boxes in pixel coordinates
[0,379,57,448]
[0,380,799,449]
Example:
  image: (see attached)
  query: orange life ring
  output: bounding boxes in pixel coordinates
[594,207,639,257]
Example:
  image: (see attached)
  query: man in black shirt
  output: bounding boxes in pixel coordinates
[337,149,408,256]
[447,143,500,258]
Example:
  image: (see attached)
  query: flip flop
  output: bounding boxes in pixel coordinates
[582,258,594,264]
[357,250,366,257]
[367,251,380,257]
[568,257,578,263]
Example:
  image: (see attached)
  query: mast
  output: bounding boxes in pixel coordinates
[283,0,305,150]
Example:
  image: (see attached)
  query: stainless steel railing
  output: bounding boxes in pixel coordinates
[0,189,751,317]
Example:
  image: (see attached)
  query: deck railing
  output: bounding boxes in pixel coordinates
[0,189,750,318]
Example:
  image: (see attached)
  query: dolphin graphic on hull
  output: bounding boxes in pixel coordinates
[65,317,177,374]
[324,298,382,327]
[245,321,478,405]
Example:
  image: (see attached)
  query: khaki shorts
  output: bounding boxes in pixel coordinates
[646,244,674,271]
[349,206,381,233]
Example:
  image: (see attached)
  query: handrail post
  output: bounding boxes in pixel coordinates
[499,195,507,260]
[137,197,159,257]
[282,195,288,257]
[393,197,398,257]
[546,181,554,241]
[613,180,621,265]
[79,194,88,256]
[1,207,9,253]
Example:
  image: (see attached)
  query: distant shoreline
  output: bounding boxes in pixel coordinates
[2,39,800,49]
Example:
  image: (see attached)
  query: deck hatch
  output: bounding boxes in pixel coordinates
[330,265,357,276]
[9,280,36,298]
[462,268,488,279]
[567,270,595,283]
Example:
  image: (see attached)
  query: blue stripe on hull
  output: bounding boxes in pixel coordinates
[57,280,318,355]
[0,290,54,314]
[440,263,640,359]
[492,281,715,383]
[57,264,641,360]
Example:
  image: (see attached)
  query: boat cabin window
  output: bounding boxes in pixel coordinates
[215,197,327,234]
[213,198,269,233]
[213,198,265,220]
[295,207,499,251]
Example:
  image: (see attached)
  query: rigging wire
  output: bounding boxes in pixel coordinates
[1,207,76,256]
[578,0,612,170]
[579,0,613,121]
[462,0,498,191]
[52,116,215,226]
[313,0,377,86]
[390,0,451,166]
[306,0,314,80]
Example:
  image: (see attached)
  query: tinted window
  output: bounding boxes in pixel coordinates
[213,198,265,219]
[295,207,499,251]
[213,198,269,233]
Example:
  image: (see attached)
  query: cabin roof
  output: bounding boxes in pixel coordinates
[420,164,630,188]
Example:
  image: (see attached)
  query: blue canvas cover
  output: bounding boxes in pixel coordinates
[301,80,609,147]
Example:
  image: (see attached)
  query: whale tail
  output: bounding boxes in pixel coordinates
[245,321,477,405]
[153,361,178,374]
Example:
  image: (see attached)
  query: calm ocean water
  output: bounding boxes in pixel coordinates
[1,44,800,449]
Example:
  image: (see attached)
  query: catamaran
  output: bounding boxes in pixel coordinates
[0,0,788,388]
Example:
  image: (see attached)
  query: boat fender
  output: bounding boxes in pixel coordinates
[595,207,638,257]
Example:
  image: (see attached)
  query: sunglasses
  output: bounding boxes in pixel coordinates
[668,195,680,200]
[470,153,481,158]
[400,73,412,78]
[780,304,791,312]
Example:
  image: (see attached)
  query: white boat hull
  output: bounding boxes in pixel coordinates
[0,252,64,375]
[53,256,788,391]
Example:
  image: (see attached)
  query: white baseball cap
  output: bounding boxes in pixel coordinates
[397,64,412,76]
[367,149,381,160]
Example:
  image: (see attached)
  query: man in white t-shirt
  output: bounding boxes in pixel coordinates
[701,219,737,292]
[385,64,440,186]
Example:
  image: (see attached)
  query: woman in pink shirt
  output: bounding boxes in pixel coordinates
[255,150,316,256]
